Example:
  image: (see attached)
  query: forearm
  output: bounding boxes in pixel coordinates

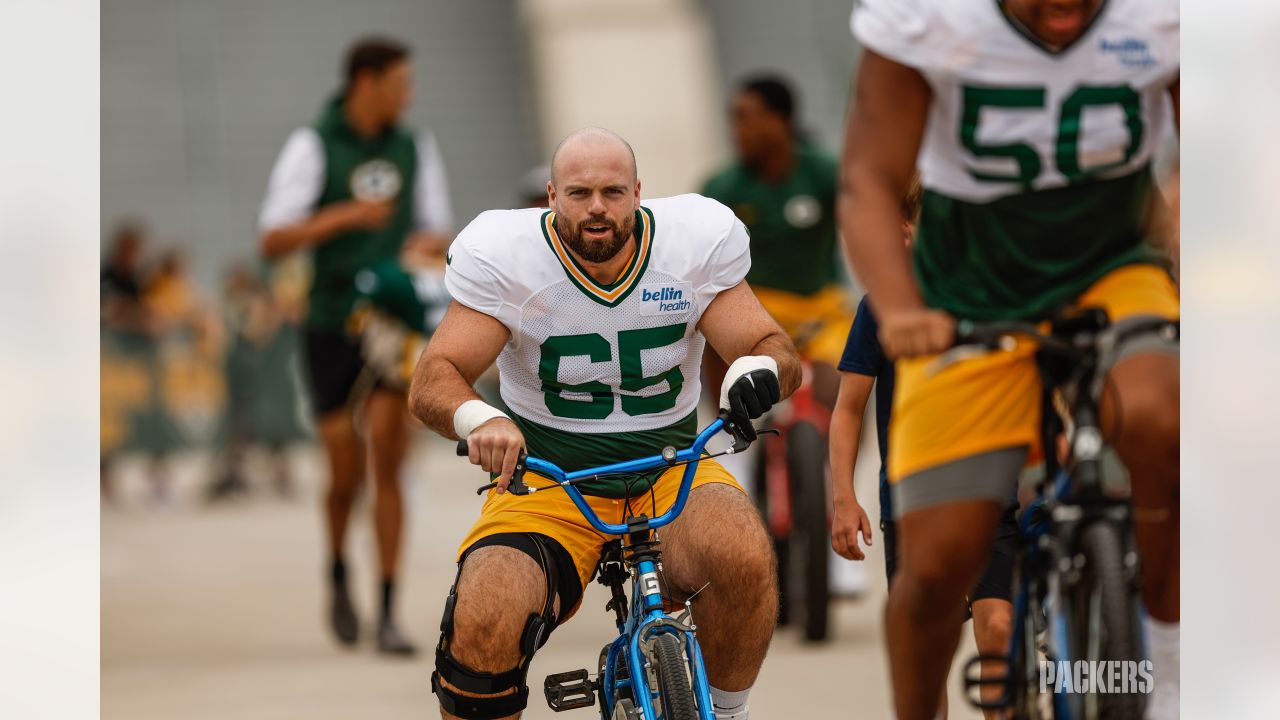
[407,354,487,439]
[259,205,353,259]
[829,405,864,507]
[750,331,802,400]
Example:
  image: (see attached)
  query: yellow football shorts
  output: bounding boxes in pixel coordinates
[888,263,1180,485]
[456,457,743,601]
[753,283,855,367]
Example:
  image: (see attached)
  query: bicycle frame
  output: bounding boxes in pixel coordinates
[958,313,1173,718]
[516,417,729,720]
[520,417,725,536]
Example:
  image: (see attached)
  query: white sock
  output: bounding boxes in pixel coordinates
[1145,617,1180,720]
[709,685,750,720]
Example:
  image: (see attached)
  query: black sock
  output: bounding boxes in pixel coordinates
[381,579,395,622]
[331,558,347,587]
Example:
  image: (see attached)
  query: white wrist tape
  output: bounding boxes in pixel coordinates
[452,399,509,438]
[720,355,779,410]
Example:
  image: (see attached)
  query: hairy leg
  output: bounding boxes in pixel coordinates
[662,483,777,691]
[439,546,559,720]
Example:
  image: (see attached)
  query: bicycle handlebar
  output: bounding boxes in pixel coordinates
[455,412,746,536]
[953,315,1177,352]
[932,314,1178,376]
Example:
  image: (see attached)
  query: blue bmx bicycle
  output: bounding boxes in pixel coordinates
[458,411,768,720]
[947,310,1178,719]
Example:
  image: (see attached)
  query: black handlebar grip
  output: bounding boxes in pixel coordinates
[456,439,469,457]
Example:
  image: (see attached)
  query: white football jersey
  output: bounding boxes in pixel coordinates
[852,0,1179,202]
[445,194,749,439]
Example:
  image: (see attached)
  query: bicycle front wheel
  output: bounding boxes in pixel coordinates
[650,633,698,720]
[1063,520,1146,720]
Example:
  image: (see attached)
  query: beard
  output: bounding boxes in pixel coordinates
[554,212,635,263]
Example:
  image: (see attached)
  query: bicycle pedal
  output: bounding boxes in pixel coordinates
[544,669,596,711]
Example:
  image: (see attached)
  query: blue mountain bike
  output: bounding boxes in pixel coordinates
[458,411,767,720]
[948,310,1178,719]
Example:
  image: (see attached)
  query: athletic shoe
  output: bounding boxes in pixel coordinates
[330,582,359,646]
[376,617,417,656]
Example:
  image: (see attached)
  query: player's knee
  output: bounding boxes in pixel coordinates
[450,597,527,671]
[326,479,359,504]
[717,533,775,597]
[448,550,545,671]
[1111,360,1179,460]
[699,511,774,594]
[900,556,964,600]
[972,603,1013,652]
[897,535,988,607]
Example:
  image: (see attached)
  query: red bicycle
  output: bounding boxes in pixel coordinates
[754,357,832,641]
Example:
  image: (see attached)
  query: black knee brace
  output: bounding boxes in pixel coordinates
[431,534,559,719]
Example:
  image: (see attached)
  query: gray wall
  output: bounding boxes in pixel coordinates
[102,0,864,290]
[102,0,540,290]
[700,0,861,161]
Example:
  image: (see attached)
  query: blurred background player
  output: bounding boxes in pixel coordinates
[258,36,454,655]
[517,164,552,209]
[701,75,851,409]
[702,74,866,610]
[101,223,162,499]
[207,262,310,502]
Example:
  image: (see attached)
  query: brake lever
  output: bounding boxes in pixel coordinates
[726,425,778,454]
[474,451,532,496]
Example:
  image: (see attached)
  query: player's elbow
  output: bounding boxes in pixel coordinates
[839,162,887,216]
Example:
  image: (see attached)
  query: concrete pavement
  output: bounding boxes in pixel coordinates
[102,433,983,719]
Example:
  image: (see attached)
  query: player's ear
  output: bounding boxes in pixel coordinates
[633,179,641,205]
[546,180,556,206]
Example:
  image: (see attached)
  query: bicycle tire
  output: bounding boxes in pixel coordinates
[755,433,795,627]
[611,698,638,720]
[599,644,614,718]
[1064,521,1145,720]
[787,421,830,642]
[650,633,698,720]
[1013,576,1052,719]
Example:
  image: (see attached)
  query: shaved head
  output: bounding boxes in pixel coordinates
[546,127,641,266]
[550,127,638,186]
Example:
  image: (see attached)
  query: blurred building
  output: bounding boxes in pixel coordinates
[101,0,859,292]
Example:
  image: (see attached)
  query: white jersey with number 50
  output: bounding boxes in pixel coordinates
[852,0,1179,203]
[445,194,749,445]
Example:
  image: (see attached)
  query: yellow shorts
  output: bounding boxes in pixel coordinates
[753,284,854,367]
[889,264,1180,483]
[456,457,743,597]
